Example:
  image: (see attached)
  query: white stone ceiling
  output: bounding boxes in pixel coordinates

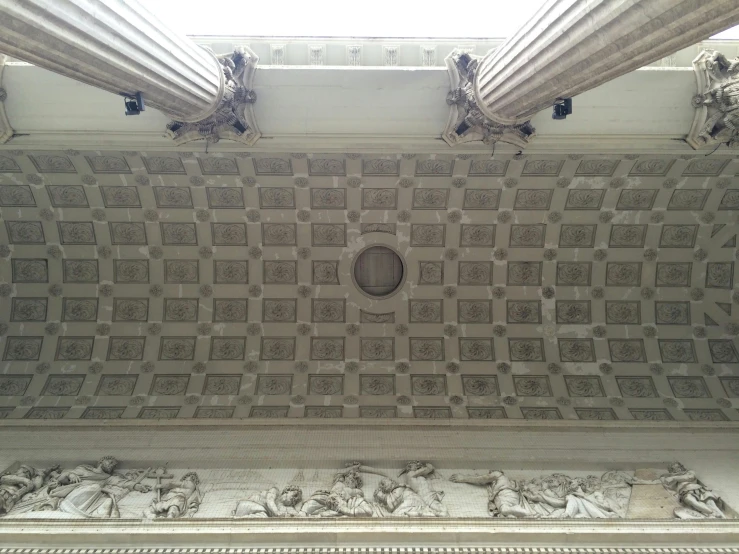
[0,149,737,422]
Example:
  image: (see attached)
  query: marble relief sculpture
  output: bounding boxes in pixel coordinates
[348,461,449,517]
[688,49,739,149]
[300,468,376,517]
[450,470,628,519]
[50,457,152,518]
[0,464,58,515]
[0,459,731,520]
[628,462,726,519]
[144,472,202,519]
[233,485,303,518]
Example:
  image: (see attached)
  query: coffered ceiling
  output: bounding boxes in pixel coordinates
[0,149,737,423]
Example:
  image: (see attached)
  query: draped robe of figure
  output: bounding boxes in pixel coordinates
[301,481,375,517]
[51,467,146,518]
[0,466,49,515]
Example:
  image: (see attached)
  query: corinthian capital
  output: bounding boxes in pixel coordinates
[166,46,261,146]
[441,51,536,149]
[687,49,739,150]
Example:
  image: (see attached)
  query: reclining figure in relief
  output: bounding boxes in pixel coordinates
[450,470,621,519]
[628,462,726,519]
[233,485,304,517]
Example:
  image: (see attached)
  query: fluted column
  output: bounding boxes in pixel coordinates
[0,0,224,122]
[474,0,739,126]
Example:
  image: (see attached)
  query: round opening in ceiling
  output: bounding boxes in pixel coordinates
[352,245,406,299]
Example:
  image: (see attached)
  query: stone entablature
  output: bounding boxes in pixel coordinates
[190,38,739,69]
[0,457,733,520]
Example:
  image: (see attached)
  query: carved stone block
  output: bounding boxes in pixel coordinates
[158,337,195,361]
[161,223,198,245]
[360,338,394,361]
[3,336,43,361]
[210,338,246,361]
[264,299,297,323]
[411,375,447,395]
[211,223,247,245]
[265,261,298,284]
[97,375,137,396]
[101,186,141,207]
[409,300,443,323]
[109,222,147,245]
[558,339,596,362]
[458,300,492,323]
[47,185,88,207]
[10,298,48,322]
[308,375,343,395]
[508,339,545,362]
[255,375,292,395]
[362,188,397,210]
[55,337,94,361]
[556,301,591,324]
[509,225,546,247]
[609,340,647,363]
[310,337,345,361]
[565,189,605,210]
[459,338,494,361]
[153,186,193,208]
[163,298,198,322]
[458,261,492,286]
[260,338,296,360]
[62,298,98,322]
[410,224,445,247]
[409,338,444,361]
[507,301,542,324]
[114,260,149,283]
[360,375,395,395]
[203,375,242,395]
[616,189,658,210]
[507,262,542,286]
[12,259,48,282]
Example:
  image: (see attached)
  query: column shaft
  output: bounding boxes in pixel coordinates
[474,0,739,125]
[0,0,223,121]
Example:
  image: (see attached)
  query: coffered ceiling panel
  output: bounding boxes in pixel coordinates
[0,149,737,423]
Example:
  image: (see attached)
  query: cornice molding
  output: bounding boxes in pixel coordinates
[0,132,717,154]
[1,519,739,549]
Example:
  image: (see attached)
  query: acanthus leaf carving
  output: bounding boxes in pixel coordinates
[443,51,535,148]
[166,47,261,146]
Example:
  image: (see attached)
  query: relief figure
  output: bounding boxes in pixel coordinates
[0,464,59,515]
[144,471,201,519]
[232,485,303,517]
[349,461,448,516]
[300,467,376,517]
[629,462,726,519]
[46,456,152,518]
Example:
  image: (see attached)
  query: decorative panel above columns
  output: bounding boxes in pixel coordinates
[443,0,739,147]
[0,0,260,146]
